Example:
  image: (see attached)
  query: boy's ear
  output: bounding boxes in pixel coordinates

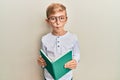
[66,17,68,21]
[45,19,49,23]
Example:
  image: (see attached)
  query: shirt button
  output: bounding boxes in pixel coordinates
[57,41,59,43]
[57,45,60,47]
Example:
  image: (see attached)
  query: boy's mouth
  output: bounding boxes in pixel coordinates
[54,25,61,28]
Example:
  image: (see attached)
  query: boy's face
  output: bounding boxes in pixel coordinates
[46,11,67,30]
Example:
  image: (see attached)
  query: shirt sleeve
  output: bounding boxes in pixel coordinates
[41,38,47,54]
[72,39,80,63]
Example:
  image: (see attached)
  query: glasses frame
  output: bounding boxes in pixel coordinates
[47,16,67,23]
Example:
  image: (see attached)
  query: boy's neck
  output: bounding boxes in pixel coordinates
[52,30,67,36]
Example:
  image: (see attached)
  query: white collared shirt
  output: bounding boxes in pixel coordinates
[41,31,80,80]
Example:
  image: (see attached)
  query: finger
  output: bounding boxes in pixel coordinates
[38,57,45,62]
[38,60,46,67]
[65,63,71,68]
[65,62,77,69]
[37,57,47,66]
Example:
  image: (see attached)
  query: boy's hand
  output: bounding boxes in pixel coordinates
[37,56,47,67]
[64,59,77,69]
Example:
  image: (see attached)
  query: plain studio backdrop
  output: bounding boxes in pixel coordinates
[0,0,120,80]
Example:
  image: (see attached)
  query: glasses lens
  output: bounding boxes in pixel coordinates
[48,17,56,22]
[59,16,66,22]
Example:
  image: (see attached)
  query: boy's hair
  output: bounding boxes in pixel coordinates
[46,3,67,18]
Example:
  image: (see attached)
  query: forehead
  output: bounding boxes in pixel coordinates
[48,11,66,17]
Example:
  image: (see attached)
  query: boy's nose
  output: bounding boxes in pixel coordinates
[56,18,60,25]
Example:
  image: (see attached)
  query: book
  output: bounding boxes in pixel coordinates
[40,49,72,80]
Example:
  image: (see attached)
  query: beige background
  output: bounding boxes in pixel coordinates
[0,0,120,80]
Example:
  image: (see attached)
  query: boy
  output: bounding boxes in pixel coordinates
[38,3,80,80]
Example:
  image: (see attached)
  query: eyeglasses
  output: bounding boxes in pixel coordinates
[48,16,67,23]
